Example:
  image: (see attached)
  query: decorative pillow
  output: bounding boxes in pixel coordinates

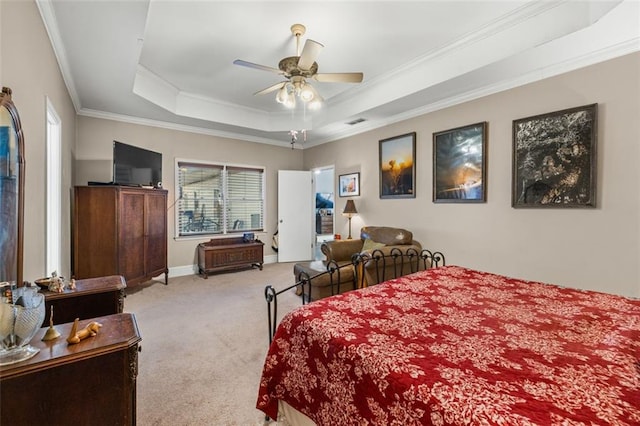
[361,226,413,245]
[361,238,385,253]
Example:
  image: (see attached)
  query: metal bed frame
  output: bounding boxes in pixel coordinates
[264,248,445,345]
[352,248,446,287]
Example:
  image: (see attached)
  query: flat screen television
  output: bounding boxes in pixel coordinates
[112,141,162,187]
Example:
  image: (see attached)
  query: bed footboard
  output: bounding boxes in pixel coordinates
[265,260,355,345]
[353,248,446,287]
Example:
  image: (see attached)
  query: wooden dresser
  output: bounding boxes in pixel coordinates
[73,186,168,286]
[316,213,333,234]
[41,275,126,327]
[198,237,264,277]
[0,313,141,425]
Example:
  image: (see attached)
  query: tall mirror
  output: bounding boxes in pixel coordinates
[0,87,25,287]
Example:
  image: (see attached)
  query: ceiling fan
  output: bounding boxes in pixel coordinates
[233,23,364,109]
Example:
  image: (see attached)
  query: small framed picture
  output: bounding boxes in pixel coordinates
[379,132,416,199]
[433,122,487,203]
[338,172,360,197]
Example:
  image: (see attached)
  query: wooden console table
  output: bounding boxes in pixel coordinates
[0,313,141,426]
[41,275,126,327]
[198,237,264,278]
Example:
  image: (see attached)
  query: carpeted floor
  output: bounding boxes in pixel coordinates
[124,262,301,425]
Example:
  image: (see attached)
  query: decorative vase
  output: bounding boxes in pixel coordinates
[0,286,45,366]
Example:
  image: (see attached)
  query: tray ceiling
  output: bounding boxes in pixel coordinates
[37,0,639,148]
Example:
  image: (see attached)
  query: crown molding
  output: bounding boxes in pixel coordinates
[36,0,81,113]
[78,108,301,149]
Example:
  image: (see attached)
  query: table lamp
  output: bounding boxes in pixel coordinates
[342,200,358,239]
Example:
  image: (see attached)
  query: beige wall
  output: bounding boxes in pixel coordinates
[305,53,640,298]
[75,116,302,271]
[1,1,76,281]
[4,0,639,297]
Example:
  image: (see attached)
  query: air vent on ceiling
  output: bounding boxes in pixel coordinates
[345,118,366,126]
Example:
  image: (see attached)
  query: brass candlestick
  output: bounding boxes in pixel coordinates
[42,305,61,341]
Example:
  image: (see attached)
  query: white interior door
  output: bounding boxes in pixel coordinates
[278,170,313,262]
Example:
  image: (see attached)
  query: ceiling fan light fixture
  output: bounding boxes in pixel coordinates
[299,82,316,102]
[308,94,323,110]
[283,90,296,109]
[275,80,321,109]
[235,23,362,112]
[275,85,289,104]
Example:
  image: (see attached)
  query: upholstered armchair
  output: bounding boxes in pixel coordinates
[322,226,421,260]
[293,226,424,302]
[321,226,423,286]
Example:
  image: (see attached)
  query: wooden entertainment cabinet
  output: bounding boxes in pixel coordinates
[73,186,168,286]
[198,237,264,278]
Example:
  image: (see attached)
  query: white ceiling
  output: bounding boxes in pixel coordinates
[37,0,639,148]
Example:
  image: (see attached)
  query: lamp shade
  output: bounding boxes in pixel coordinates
[342,199,358,216]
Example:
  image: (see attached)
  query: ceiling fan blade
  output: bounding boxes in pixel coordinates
[254,82,286,96]
[233,59,282,74]
[314,72,364,83]
[297,39,324,71]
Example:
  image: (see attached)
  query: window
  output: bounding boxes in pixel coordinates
[46,97,61,275]
[176,160,264,237]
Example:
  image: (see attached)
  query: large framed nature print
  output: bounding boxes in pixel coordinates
[433,122,486,203]
[379,132,416,199]
[512,104,597,208]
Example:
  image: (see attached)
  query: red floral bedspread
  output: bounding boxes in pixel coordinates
[256,266,640,425]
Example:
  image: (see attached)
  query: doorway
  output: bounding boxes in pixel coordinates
[312,166,335,260]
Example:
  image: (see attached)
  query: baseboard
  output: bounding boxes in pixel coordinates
[157,255,279,279]
[264,254,278,264]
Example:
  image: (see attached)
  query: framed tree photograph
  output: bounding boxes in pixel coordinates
[433,122,487,203]
[512,103,597,208]
[338,172,360,197]
[379,132,416,199]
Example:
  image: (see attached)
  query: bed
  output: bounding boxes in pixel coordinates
[256,266,640,425]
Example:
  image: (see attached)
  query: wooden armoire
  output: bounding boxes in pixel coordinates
[73,186,168,286]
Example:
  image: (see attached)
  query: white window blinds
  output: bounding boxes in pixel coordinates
[176,161,264,237]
